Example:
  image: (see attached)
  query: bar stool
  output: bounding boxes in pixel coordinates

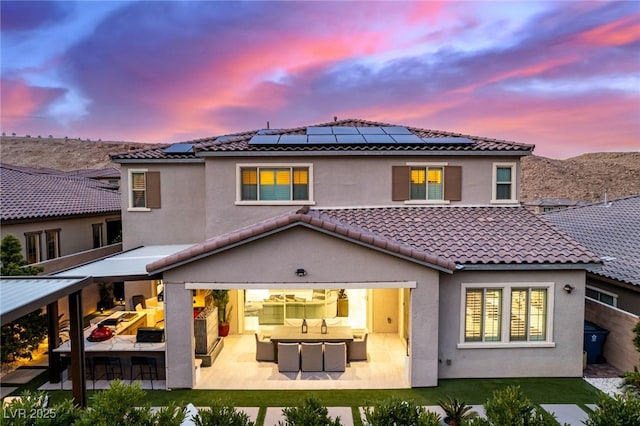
[130,356,159,389]
[93,356,124,382]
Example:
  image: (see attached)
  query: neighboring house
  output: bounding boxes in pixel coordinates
[524,198,589,214]
[110,118,600,389]
[544,195,640,371]
[62,167,121,188]
[1,163,124,326]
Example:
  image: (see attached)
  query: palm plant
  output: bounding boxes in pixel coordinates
[438,396,477,426]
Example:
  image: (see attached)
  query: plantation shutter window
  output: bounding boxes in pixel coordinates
[131,172,147,208]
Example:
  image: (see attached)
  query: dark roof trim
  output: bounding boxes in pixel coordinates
[111,158,205,164]
[459,263,601,271]
[196,150,533,158]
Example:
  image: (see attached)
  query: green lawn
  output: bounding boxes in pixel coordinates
[39,376,600,407]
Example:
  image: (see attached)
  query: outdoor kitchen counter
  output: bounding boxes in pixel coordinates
[54,311,165,353]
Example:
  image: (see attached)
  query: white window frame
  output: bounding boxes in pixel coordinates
[491,162,517,204]
[235,163,315,206]
[458,282,555,349]
[586,285,618,307]
[127,169,151,211]
[404,162,450,205]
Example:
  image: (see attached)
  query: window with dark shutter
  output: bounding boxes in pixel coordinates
[391,166,410,201]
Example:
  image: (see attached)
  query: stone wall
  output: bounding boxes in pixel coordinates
[585,298,640,372]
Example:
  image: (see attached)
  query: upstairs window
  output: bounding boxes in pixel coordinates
[238,164,313,204]
[25,232,41,264]
[45,229,60,260]
[410,167,443,200]
[92,223,103,248]
[492,163,516,203]
[392,164,461,203]
[128,170,161,210]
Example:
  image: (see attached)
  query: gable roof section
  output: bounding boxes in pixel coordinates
[112,118,534,161]
[543,195,640,286]
[147,206,599,274]
[1,163,121,221]
[147,208,458,274]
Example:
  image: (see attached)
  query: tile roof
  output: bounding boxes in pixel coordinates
[146,206,599,274]
[1,164,121,221]
[112,118,534,161]
[62,167,120,179]
[543,195,640,286]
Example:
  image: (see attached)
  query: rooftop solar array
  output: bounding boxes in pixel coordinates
[247,126,475,146]
[163,143,194,154]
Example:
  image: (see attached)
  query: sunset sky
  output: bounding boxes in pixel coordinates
[1,1,638,159]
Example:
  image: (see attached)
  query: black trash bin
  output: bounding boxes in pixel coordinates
[584,321,609,364]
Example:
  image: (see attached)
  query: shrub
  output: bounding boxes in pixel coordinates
[1,391,52,426]
[279,397,341,426]
[475,386,564,426]
[584,390,640,426]
[73,380,154,426]
[363,396,441,426]
[194,399,255,426]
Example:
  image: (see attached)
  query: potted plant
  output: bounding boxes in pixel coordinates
[337,289,349,317]
[212,290,231,337]
[438,396,477,426]
[97,283,114,311]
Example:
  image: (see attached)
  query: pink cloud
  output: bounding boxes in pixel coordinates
[577,14,640,46]
[0,79,65,120]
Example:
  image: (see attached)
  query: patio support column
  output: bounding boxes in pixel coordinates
[68,290,87,407]
[165,282,195,388]
[47,301,61,383]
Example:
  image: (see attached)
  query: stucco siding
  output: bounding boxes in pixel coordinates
[438,270,586,378]
[204,155,521,236]
[586,275,640,315]
[585,299,640,372]
[1,214,121,261]
[120,163,206,249]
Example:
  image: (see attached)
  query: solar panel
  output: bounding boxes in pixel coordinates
[331,126,359,134]
[362,134,395,144]
[390,134,424,144]
[248,135,280,145]
[163,143,194,154]
[356,126,385,134]
[423,137,474,145]
[215,136,236,143]
[257,129,283,135]
[308,135,336,144]
[306,126,333,135]
[279,135,308,145]
[336,134,366,144]
[381,126,412,135]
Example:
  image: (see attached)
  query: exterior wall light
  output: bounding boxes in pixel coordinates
[295,268,307,277]
[563,284,574,294]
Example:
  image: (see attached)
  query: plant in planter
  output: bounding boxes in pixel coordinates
[337,289,349,317]
[438,396,477,426]
[212,290,231,336]
[97,283,114,311]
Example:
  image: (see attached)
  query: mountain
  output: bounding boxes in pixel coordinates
[1,136,638,202]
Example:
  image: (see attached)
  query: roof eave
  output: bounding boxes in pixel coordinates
[195,149,534,158]
[459,262,602,271]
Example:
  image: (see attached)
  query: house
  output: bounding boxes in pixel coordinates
[0,163,123,320]
[524,198,589,214]
[109,119,600,389]
[544,195,640,371]
[0,164,122,263]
